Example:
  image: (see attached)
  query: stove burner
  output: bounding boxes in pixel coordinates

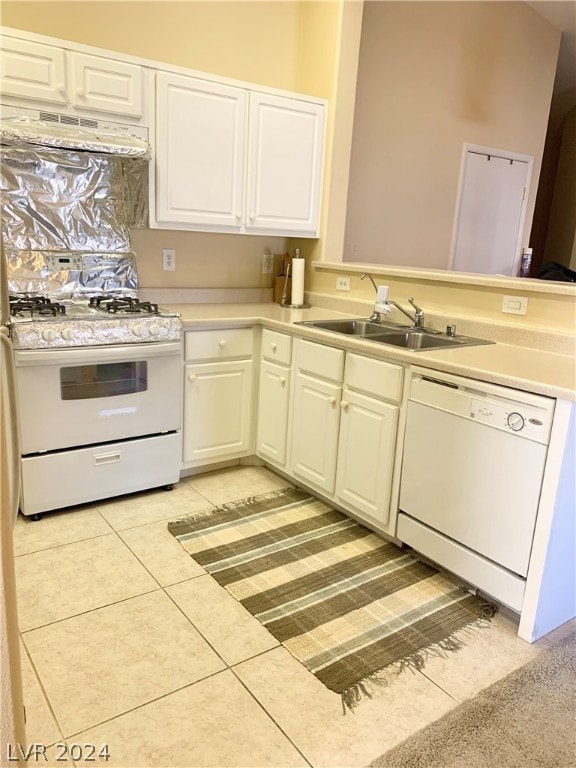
[9,295,67,318]
[90,296,159,315]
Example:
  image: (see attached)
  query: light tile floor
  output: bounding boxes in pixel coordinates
[14,465,575,768]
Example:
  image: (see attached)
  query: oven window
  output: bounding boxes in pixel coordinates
[60,361,148,400]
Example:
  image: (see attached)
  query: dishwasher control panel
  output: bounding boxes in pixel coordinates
[409,368,555,445]
[469,398,549,442]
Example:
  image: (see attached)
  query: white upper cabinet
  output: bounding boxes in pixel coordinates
[246,93,325,236]
[155,72,247,230]
[0,34,145,122]
[67,52,143,118]
[154,72,326,237]
[0,37,67,105]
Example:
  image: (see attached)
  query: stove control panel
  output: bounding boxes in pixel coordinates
[10,315,182,349]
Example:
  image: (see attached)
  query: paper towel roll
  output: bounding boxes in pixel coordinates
[291,258,305,306]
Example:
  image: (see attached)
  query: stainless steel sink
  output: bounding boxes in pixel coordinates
[295,318,408,335]
[294,318,494,350]
[367,331,469,350]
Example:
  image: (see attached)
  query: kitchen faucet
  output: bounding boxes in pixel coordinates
[361,273,426,329]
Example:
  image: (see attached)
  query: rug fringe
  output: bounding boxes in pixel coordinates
[340,615,495,714]
[167,486,305,528]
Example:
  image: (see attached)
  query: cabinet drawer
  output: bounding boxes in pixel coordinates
[20,433,181,516]
[296,339,344,382]
[345,353,404,402]
[185,328,253,362]
[261,329,292,365]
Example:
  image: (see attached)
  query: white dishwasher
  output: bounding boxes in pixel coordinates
[397,366,555,612]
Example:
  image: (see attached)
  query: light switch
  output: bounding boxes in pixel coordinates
[502,295,528,315]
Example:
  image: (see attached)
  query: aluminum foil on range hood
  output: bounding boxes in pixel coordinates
[0,116,150,298]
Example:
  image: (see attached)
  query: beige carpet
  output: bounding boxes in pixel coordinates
[369,631,576,768]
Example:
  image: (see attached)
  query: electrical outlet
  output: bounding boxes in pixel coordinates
[502,295,528,315]
[262,253,274,274]
[162,248,176,271]
[336,276,351,291]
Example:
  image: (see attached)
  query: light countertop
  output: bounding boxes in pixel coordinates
[166,302,576,402]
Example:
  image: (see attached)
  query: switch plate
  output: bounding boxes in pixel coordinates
[162,249,176,271]
[502,295,528,315]
[262,253,274,274]
[336,276,351,291]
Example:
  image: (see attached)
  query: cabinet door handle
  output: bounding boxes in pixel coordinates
[329,397,337,407]
[271,343,277,352]
[76,88,86,98]
[235,212,242,219]
[340,400,349,410]
[279,377,286,387]
[249,214,256,221]
[57,83,66,94]
[187,373,196,382]
[218,339,226,348]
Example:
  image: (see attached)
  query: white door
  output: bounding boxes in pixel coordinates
[256,360,291,466]
[291,371,341,493]
[68,53,143,118]
[246,92,325,236]
[156,72,247,229]
[336,389,398,526]
[0,36,67,105]
[452,148,531,276]
[184,360,253,464]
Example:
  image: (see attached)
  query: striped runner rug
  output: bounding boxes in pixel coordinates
[168,487,496,710]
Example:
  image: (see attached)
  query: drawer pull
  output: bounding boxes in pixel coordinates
[218,339,227,348]
[188,373,196,382]
[94,451,121,466]
[271,343,277,352]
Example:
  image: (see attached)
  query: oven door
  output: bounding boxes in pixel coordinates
[15,341,182,454]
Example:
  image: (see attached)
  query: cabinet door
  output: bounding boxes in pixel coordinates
[68,53,143,117]
[183,360,253,465]
[0,37,67,105]
[291,371,341,493]
[156,72,247,229]
[246,92,325,236]
[256,360,291,466]
[335,389,398,526]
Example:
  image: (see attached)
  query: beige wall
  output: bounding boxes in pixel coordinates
[0,1,304,93]
[342,1,560,269]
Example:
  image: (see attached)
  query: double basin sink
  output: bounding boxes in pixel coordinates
[294,318,494,351]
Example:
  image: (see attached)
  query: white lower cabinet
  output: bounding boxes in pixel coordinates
[257,360,291,466]
[288,340,404,534]
[183,328,254,467]
[335,388,399,526]
[291,371,342,493]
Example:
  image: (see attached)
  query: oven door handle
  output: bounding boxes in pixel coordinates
[14,341,182,366]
